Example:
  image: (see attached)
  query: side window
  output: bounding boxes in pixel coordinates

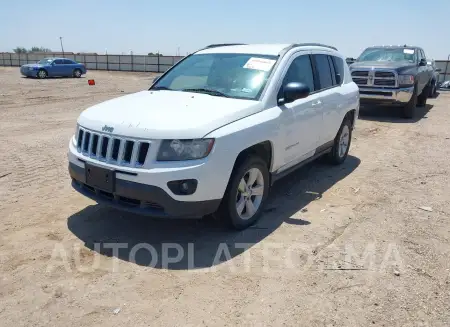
[313,54,333,90]
[54,59,63,65]
[417,50,423,62]
[331,56,345,85]
[63,59,74,64]
[281,55,315,92]
[327,56,337,85]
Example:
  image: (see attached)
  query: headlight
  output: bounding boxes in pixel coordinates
[72,125,79,146]
[157,139,215,161]
[398,75,414,85]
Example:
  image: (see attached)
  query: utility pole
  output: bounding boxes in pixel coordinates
[59,36,65,57]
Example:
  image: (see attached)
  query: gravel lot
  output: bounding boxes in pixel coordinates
[0,67,449,327]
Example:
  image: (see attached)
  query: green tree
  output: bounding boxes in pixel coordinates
[30,46,52,52]
[13,47,28,54]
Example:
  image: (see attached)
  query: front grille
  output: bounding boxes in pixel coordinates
[375,71,395,78]
[351,69,397,88]
[76,127,150,167]
[353,78,368,86]
[351,71,369,77]
[374,79,395,86]
[76,181,165,212]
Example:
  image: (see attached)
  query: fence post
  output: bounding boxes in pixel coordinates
[107,55,109,71]
[10,53,12,66]
[95,54,98,70]
[26,52,28,64]
[157,55,160,73]
[131,54,133,72]
[144,55,147,72]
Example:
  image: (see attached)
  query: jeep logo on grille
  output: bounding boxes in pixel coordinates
[102,125,114,133]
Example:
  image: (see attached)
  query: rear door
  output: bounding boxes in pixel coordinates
[311,53,342,145]
[63,59,75,76]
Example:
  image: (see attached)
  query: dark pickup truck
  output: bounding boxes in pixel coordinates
[349,45,433,118]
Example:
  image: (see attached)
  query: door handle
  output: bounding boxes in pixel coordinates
[312,100,322,106]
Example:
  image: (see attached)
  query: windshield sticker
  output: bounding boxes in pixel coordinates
[243,57,276,71]
[403,49,415,54]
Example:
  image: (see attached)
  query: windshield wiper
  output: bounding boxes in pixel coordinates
[182,88,229,98]
[150,86,172,91]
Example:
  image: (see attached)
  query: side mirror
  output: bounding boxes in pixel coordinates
[281,82,310,104]
[419,59,427,66]
[435,68,442,72]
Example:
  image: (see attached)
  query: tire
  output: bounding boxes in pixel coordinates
[73,69,82,78]
[402,85,417,118]
[328,117,352,165]
[429,80,436,98]
[216,156,270,230]
[37,69,47,79]
[417,84,429,107]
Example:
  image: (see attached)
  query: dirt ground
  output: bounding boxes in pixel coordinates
[0,67,449,327]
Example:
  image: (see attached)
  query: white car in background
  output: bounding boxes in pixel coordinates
[68,43,359,230]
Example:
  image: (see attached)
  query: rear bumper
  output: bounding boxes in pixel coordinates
[359,86,414,105]
[69,162,221,218]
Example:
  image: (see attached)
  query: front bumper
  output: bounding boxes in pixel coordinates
[358,86,414,105]
[69,162,221,218]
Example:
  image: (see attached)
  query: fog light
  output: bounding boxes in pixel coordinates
[167,179,198,195]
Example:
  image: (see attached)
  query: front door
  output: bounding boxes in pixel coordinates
[278,53,323,170]
[51,59,65,76]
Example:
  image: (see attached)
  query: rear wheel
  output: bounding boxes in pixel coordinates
[402,85,417,118]
[37,69,47,79]
[73,69,82,78]
[216,156,269,230]
[328,118,352,165]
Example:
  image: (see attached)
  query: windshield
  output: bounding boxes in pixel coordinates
[357,48,416,63]
[151,53,278,100]
[38,59,53,65]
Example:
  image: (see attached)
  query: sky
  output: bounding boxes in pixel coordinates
[1,0,450,59]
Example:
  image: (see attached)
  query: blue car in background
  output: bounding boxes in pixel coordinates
[20,58,87,79]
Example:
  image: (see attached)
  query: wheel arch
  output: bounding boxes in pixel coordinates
[233,141,274,174]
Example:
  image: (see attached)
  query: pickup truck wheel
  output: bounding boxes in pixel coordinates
[402,85,417,118]
[417,84,429,107]
[429,80,436,98]
[217,156,269,230]
[328,118,352,165]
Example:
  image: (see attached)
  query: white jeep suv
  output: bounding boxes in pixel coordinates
[68,43,359,230]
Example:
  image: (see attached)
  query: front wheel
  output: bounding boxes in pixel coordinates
[37,69,47,79]
[328,118,352,165]
[402,85,417,118]
[216,156,270,230]
[73,69,82,78]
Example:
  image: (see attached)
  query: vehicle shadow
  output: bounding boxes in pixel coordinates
[67,155,361,270]
[359,104,433,123]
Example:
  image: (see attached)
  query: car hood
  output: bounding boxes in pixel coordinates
[350,61,416,70]
[77,90,262,139]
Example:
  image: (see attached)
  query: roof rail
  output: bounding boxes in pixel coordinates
[204,43,247,49]
[284,43,338,52]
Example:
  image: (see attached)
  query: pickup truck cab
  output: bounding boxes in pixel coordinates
[68,43,359,230]
[349,45,433,118]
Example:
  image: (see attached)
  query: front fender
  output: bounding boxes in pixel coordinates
[205,107,282,173]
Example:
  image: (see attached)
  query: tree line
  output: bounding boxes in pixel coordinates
[13,46,52,53]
